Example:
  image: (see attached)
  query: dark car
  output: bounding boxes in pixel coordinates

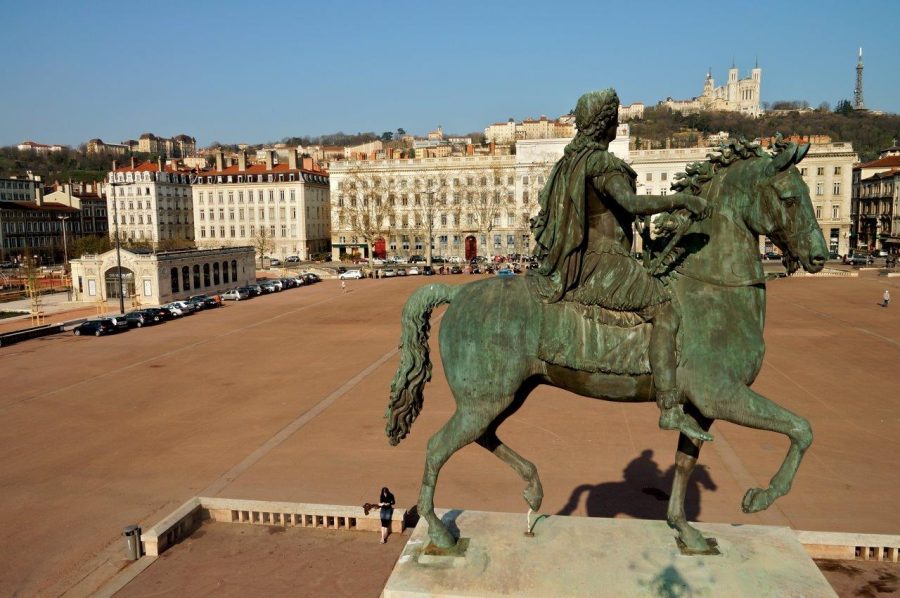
[73,319,117,336]
[243,284,262,297]
[450,265,463,274]
[124,311,147,328]
[188,294,220,309]
[422,265,435,276]
[258,281,276,293]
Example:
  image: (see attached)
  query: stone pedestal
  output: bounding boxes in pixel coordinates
[383,510,835,597]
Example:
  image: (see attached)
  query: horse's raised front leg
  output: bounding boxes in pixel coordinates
[667,404,714,552]
[705,385,812,513]
[418,405,504,548]
[477,430,543,511]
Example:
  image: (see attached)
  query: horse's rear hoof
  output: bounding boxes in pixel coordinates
[741,487,772,513]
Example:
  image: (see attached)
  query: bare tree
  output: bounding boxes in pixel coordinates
[253,226,274,267]
[464,163,510,259]
[335,166,395,267]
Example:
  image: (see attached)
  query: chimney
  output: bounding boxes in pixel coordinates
[225,155,233,168]
[302,157,314,171]
[238,151,247,172]
[466,144,474,156]
[288,150,298,170]
[157,156,163,171]
[264,150,276,171]
[130,156,136,169]
[215,150,224,171]
[112,160,117,172]
[489,141,496,155]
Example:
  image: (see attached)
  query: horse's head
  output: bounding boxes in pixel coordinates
[745,138,827,274]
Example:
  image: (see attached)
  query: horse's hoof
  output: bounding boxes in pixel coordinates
[524,484,544,511]
[428,525,456,549]
[741,487,771,513]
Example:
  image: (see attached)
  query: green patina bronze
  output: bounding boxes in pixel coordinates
[386,89,827,553]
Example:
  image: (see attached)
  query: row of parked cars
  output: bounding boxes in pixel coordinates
[72,273,322,337]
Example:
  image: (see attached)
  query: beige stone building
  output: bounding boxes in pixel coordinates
[137,133,197,158]
[484,115,575,144]
[86,139,130,156]
[69,246,255,306]
[328,128,630,261]
[106,159,195,246]
[661,64,762,117]
[851,147,900,254]
[192,150,330,260]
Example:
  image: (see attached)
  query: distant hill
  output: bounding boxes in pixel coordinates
[629,106,900,162]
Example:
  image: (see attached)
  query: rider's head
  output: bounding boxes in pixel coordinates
[575,89,619,146]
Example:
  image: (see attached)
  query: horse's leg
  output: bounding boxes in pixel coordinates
[418,401,509,548]
[703,385,812,513]
[666,403,714,552]
[475,379,543,511]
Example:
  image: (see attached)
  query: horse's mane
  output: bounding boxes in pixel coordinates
[652,134,788,272]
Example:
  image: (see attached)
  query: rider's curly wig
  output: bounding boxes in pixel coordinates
[564,89,620,156]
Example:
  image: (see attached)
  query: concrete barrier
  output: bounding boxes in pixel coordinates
[140,496,406,557]
[0,323,66,347]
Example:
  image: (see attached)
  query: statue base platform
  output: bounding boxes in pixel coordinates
[382,510,836,597]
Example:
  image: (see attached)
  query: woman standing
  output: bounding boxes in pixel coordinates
[379,487,395,544]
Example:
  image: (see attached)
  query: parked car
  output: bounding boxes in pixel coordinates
[846,254,870,266]
[73,319,118,336]
[268,279,283,291]
[169,300,198,314]
[159,304,185,317]
[407,266,420,276]
[258,281,277,293]
[243,284,262,297]
[222,288,249,301]
[450,265,463,274]
[396,268,407,276]
[763,251,781,260]
[382,268,396,278]
[269,258,282,267]
[188,294,220,309]
[409,255,425,265]
[422,265,435,276]
[497,268,516,278]
[301,272,321,284]
[290,277,305,287]
[286,255,301,263]
[339,269,364,280]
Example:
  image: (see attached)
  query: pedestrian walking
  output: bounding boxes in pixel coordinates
[341,280,347,293]
[377,487,395,544]
[881,289,890,308]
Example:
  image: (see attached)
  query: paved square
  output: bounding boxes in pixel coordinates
[0,272,897,595]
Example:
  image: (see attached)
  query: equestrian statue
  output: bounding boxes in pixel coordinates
[386,88,827,554]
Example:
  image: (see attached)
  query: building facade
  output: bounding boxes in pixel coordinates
[192,150,330,260]
[43,181,109,239]
[0,200,79,263]
[851,148,900,254]
[329,127,630,261]
[136,133,197,158]
[68,246,256,306]
[107,159,194,246]
[86,139,131,156]
[661,64,762,117]
[484,115,575,144]
[0,173,42,202]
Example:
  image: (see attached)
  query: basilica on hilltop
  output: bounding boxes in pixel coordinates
[660,63,762,117]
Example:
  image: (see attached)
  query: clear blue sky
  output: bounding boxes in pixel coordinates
[1,0,898,148]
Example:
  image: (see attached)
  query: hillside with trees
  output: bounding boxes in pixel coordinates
[630,104,900,161]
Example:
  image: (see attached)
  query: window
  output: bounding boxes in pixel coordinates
[834,166,841,175]
[800,168,808,176]
[170,268,179,293]
[646,173,653,181]
[815,206,822,219]
[231,260,237,281]
[182,266,190,290]
[832,206,840,219]
[202,264,210,287]
[817,167,824,176]
[833,182,841,195]
[222,261,230,284]
[213,262,220,285]
[816,182,824,196]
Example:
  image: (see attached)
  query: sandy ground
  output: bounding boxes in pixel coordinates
[0,271,897,595]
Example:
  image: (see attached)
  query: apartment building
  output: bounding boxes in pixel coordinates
[191,150,330,260]
[852,146,900,254]
[106,158,194,246]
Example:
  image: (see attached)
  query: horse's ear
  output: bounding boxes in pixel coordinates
[767,142,798,175]
[795,143,810,163]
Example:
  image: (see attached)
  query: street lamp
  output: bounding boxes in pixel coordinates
[106,180,126,315]
[58,214,71,299]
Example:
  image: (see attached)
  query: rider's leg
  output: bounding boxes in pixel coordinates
[647,301,712,442]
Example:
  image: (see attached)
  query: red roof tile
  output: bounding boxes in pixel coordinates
[856,155,900,170]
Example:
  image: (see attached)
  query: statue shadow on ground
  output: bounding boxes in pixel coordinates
[556,449,717,521]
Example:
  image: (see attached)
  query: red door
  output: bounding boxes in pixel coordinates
[373,238,387,259]
[465,236,477,261]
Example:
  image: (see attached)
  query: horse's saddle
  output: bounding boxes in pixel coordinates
[537,301,652,375]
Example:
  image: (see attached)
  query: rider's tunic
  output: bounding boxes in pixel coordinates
[529,145,668,311]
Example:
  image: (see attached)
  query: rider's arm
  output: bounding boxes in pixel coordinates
[602,174,692,216]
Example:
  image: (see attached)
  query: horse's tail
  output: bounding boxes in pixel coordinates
[386,283,460,446]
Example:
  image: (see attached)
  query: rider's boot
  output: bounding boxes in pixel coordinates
[657,391,713,442]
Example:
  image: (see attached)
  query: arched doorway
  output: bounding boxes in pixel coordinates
[465,235,477,261]
[373,238,387,259]
[105,267,135,299]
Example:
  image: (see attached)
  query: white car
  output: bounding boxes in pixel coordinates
[407,266,420,275]
[162,303,186,316]
[339,269,364,280]
[221,289,248,301]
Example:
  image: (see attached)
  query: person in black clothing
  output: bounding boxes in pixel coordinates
[379,487,395,544]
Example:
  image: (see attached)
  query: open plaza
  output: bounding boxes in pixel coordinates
[0,270,898,596]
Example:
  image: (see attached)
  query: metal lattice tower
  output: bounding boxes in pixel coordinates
[854,47,865,110]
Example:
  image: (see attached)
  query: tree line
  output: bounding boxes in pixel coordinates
[629,105,900,162]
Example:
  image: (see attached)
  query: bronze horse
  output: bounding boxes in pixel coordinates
[386,138,827,552]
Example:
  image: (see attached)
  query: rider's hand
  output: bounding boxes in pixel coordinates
[682,195,711,219]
